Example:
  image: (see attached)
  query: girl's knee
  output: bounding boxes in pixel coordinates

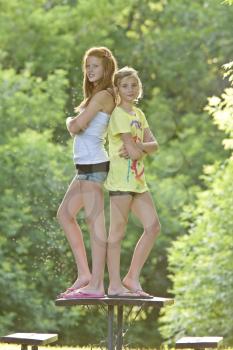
[92,232,107,247]
[145,220,161,237]
[85,215,96,230]
[57,205,75,225]
[107,228,125,246]
[110,220,127,233]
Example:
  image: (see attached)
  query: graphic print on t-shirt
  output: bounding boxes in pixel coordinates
[127,119,145,185]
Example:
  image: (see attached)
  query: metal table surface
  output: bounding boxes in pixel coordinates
[55,295,174,350]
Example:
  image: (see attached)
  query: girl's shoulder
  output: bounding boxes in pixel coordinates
[92,89,115,114]
[133,106,145,117]
[133,107,149,128]
[111,106,130,118]
[93,89,114,102]
[111,105,120,112]
[110,106,121,118]
[106,87,115,97]
[96,89,115,105]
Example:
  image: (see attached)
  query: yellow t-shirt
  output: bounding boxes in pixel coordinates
[105,106,149,193]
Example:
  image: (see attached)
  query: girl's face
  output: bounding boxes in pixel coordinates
[85,56,104,84]
[117,76,140,103]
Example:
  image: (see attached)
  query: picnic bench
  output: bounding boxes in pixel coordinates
[176,337,223,350]
[0,333,58,350]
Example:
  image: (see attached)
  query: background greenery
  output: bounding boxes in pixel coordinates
[0,0,232,347]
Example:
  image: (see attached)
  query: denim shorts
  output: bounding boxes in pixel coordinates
[76,171,108,183]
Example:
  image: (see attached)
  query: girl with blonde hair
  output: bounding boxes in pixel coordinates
[105,67,160,298]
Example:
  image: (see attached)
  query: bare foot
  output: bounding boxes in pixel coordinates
[71,275,91,290]
[73,279,105,296]
[107,284,138,297]
[122,276,141,291]
[122,276,152,297]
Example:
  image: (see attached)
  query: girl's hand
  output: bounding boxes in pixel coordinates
[66,117,87,137]
[66,117,75,137]
[66,117,72,129]
[68,90,114,134]
[119,145,130,159]
[135,140,143,149]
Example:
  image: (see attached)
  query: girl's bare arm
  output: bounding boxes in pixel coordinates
[66,91,114,134]
[120,133,144,160]
[119,128,158,159]
[137,128,159,154]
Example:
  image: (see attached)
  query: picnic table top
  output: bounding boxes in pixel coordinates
[55,295,174,307]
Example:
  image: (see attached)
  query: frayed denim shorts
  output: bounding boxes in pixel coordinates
[75,162,109,184]
[76,171,108,183]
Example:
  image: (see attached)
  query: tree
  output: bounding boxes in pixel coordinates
[0,67,68,144]
[159,62,233,345]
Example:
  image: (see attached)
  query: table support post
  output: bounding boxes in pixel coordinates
[116,305,123,350]
[21,346,28,350]
[108,304,115,350]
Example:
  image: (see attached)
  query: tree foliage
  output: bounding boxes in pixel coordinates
[0,68,68,144]
[159,63,233,346]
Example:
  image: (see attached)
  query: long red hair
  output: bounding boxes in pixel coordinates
[76,47,117,110]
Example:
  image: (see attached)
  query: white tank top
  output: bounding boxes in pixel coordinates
[73,111,110,164]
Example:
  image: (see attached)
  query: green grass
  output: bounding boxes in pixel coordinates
[0,346,96,350]
[1,345,233,350]
[0,346,102,350]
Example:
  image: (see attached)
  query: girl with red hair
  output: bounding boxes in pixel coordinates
[57,47,117,299]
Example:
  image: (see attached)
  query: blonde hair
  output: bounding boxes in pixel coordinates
[76,47,117,111]
[113,66,143,103]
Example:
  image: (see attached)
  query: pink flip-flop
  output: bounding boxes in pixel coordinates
[63,291,105,299]
[57,281,90,298]
[57,287,76,298]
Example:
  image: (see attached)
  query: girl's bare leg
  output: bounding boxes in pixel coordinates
[77,180,107,295]
[107,195,132,295]
[123,191,160,294]
[57,177,91,290]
